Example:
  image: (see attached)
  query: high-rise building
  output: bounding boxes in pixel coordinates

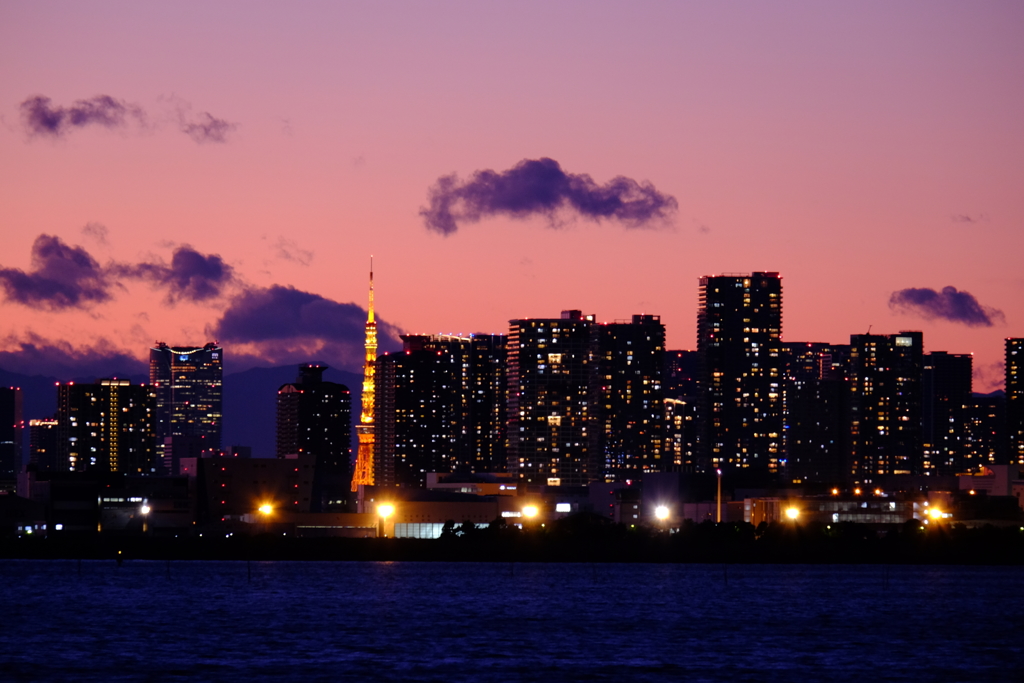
[351,264,378,491]
[591,315,666,479]
[664,350,699,471]
[57,379,155,473]
[150,342,223,451]
[965,393,1005,469]
[697,272,783,476]
[1006,339,1024,465]
[29,418,59,472]
[508,310,596,487]
[922,351,973,475]
[375,334,507,488]
[847,332,923,481]
[0,387,24,480]
[782,342,849,484]
[276,364,352,510]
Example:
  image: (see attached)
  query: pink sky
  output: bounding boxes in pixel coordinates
[1,2,1022,390]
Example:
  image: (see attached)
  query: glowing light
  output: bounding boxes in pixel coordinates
[377,503,395,519]
[928,507,944,520]
[654,505,670,521]
[785,507,800,520]
[259,504,273,515]
[853,487,862,495]
[140,505,151,515]
[831,488,839,496]
[523,505,539,518]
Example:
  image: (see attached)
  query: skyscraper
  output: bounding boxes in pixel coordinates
[0,387,24,480]
[150,342,223,451]
[782,342,849,484]
[57,379,155,473]
[276,364,352,511]
[508,310,595,487]
[29,418,59,472]
[591,315,666,479]
[351,264,378,491]
[1006,339,1024,465]
[847,331,923,480]
[697,272,783,477]
[374,334,507,488]
[922,351,972,475]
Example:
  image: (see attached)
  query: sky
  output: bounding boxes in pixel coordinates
[1,1,1022,390]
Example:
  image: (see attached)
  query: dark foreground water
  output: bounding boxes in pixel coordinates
[1,561,1022,682]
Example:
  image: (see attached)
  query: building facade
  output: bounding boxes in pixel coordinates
[150,342,223,451]
[0,387,23,481]
[508,311,596,487]
[591,315,666,479]
[922,351,972,476]
[276,364,352,511]
[1006,339,1024,465]
[697,272,784,477]
[57,379,155,473]
[847,332,923,481]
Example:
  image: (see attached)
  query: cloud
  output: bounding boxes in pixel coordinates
[273,237,313,266]
[973,361,1005,395]
[951,213,989,225]
[420,157,678,235]
[0,333,146,380]
[0,236,234,309]
[114,246,235,302]
[20,95,145,138]
[180,111,237,144]
[209,285,402,371]
[0,234,112,309]
[889,286,1005,327]
[81,222,109,245]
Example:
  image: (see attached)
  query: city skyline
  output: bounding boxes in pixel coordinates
[1,3,1022,392]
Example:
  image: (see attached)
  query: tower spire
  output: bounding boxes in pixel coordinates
[351,258,378,492]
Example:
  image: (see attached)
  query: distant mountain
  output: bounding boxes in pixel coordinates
[0,363,363,463]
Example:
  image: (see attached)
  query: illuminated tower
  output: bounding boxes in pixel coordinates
[351,262,378,491]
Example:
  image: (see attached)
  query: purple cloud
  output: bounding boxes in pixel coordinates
[209,285,401,371]
[0,235,112,309]
[114,246,235,302]
[20,95,145,137]
[0,334,146,380]
[420,157,678,235]
[889,286,1005,327]
[180,111,237,144]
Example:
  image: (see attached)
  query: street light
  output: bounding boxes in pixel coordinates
[140,503,151,533]
[377,503,395,538]
[522,505,539,519]
[258,503,273,516]
[655,505,670,521]
[716,468,722,523]
[785,507,800,521]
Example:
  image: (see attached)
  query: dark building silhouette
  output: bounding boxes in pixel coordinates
[29,418,59,472]
[276,364,351,511]
[966,392,1005,468]
[697,273,783,477]
[1006,339,1024,465]
[922,351,972,476]
[847,332,923,481]
[591,315,666,479]
[782,342,849,484]
[150,342,223,451]
[57,379,155,473]
[508,311,596,487]
[664,350,699,471]
[376,334,507,488]
[0,387,24,481]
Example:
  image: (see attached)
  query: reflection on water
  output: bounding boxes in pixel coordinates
[1,561,1021,682]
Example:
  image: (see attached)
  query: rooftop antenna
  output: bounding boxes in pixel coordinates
[866,325,872,334]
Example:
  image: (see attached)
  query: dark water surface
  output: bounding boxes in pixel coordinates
[1,561,1022,682]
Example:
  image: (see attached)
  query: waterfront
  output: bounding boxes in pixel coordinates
[1,561,1021,681]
